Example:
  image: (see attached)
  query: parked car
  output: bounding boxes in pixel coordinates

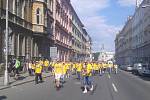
[126,65,133,72]
[138,64,150,76]
[132,63,142,75]
[119,65,133,72]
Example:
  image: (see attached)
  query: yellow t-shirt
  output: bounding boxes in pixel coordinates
[98,63,102,69]
[54,63,63,74]
[61,64,67,74]
[35,64,42,74]
[87,64,93,76]
[65,63,70,70]
[77,63,82,72]
[93,63,99,70]
[44,60,49,67]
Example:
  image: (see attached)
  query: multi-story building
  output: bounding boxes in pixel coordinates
[115,0,150,65]
[52,0,91,61]
[1,0,33,62]
[0,0,92,63]
[115,16,132,65]
[0,0,54,63]
[52,0,72,61]
[32,0,53,59]
[70,5,88,61]
[98,52,114,62]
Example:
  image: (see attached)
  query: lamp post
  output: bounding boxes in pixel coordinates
[4,0,9,85]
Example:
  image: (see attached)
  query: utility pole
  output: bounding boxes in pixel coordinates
[4,0,9,85]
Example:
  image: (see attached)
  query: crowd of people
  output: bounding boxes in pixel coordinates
[7,58,118,93]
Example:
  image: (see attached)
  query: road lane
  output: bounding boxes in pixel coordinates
[0,71,150,100]
[110,70,150,100]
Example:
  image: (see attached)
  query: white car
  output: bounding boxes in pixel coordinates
[126,65,133,71]
[132,63,142,75]
[138,64,150,76]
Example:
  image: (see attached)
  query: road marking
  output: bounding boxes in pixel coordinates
[112,83,118,93]
[108,74,111,79]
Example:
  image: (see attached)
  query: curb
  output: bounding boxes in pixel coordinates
[0,75,51,91]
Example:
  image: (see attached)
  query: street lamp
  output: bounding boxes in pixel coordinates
[4,0,9,85]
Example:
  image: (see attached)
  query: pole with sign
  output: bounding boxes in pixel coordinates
[50,47,58,61]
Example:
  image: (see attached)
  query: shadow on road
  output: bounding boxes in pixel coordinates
[0,95,7,100]
[139,76,150,81]
[9,76,28,85]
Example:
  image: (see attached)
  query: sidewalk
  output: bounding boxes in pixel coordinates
[0,72,51,90]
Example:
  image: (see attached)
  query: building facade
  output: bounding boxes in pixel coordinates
[115,0,150,65]
[0,0,92,63]
[115,17,133,65]
[0,0,54,63]
[98,51,114,62]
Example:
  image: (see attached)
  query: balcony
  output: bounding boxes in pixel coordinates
[32,24,47,35]
[1,8,32,31]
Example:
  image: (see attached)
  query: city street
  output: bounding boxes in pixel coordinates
[1,70,150,100]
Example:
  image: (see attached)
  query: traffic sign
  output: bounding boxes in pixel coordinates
[50,47,57,60]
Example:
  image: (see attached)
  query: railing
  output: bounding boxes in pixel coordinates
[1,8,32,31]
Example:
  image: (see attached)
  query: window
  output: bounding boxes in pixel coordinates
[36,8,40,24]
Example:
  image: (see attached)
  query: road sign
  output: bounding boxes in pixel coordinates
[50,47,57,60]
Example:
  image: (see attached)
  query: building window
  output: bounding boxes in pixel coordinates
[36,8,40,24]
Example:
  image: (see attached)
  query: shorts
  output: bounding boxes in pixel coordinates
[55,74,62,80]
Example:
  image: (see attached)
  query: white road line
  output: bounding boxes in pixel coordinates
[112,83,118,93]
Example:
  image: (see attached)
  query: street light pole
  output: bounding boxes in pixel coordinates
[4,0,9,85]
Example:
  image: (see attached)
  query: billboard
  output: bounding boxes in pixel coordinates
[50,47,57,60]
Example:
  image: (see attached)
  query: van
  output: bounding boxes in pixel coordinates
[138,64,150,76]
[132,63,142,75]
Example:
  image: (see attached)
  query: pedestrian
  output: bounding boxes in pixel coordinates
[44,59,49,73]
[28,61,33,76]
[54,61,63,90]
[82,62,94,94]
[99,63,102,76]
[76,62,82,80]
[35,61,43,84]
[114,64,118,74]
[14,58,21,79]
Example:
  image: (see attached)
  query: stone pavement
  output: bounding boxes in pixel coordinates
[0,72,51,90]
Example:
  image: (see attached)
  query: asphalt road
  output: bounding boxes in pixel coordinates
[1,70,150,100]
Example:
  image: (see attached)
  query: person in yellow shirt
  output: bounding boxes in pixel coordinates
[82,62,94,93]
[44,59,49,73]
[76,62,83,80]
[54,61,63,90]
[31,61,36,74]
[93,62,99,76]
[35,61,43,84]
[61,62,67,84]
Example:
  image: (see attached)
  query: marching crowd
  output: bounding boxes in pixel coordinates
[7,58,118,94]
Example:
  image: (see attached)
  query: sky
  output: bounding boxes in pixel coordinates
[71,0,137,52]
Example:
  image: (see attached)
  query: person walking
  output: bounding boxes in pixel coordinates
[14,58,21,79]
[54,61,63,90]
[28,61,33,76]
[82,62,93,94]
[44,59,49,73]
[35,61,43,84]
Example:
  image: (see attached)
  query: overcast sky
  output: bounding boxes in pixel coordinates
[71,0,137,52]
